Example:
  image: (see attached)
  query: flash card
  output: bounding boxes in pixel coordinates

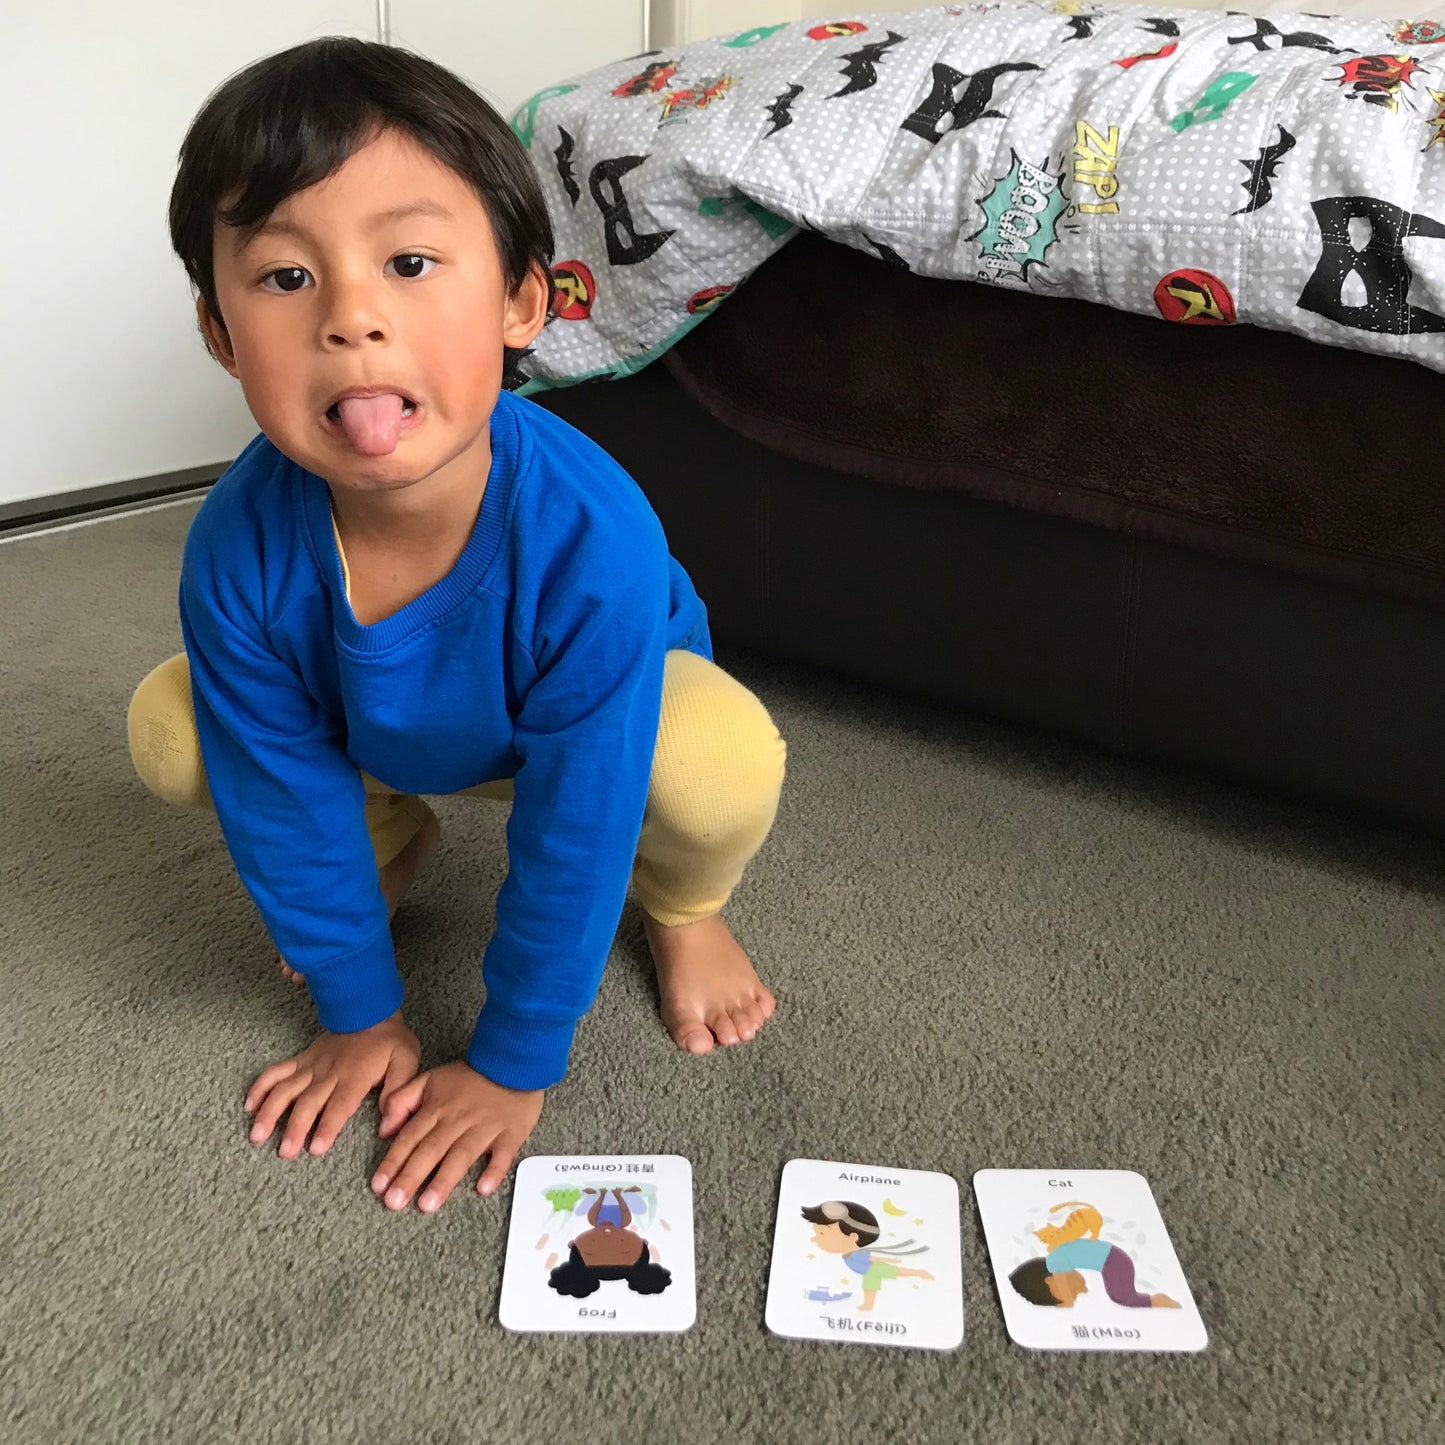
[974,1169,1207,1353]
[765,1158,964,1351]
[498,1155,696,1334]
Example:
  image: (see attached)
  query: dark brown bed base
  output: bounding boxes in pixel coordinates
[536,362,1445,835]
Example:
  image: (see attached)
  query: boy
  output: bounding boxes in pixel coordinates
[127,37,786,1214]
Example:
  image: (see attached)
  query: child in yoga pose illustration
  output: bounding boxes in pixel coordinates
[547,1186,671,1300]
[802,1200,934,1312]
[1010,1201,1180,1310]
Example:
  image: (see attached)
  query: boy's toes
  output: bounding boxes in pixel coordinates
[679,1023,715,1055]
[664,1009,716,1056]
[708,1009,741,1048]
[737,993,775,1040]
[730,1007,759,1043]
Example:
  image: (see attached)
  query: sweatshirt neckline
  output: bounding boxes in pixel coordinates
[300,391,524,652]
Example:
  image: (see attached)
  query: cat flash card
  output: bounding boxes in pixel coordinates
[974,1169,1207,1353]
[499,1155,696,1334]
[765,1158,964,1351]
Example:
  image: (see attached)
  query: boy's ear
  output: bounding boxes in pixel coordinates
[501,260,551,351]
[196,295,241,378]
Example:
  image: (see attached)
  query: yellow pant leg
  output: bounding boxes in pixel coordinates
[126,652,429,870]
[631,650,787,927]
[457,778,515,803]
[127,652,213,809]
[127,649,787,913]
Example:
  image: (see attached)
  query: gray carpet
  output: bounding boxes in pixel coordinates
[2,498,1442,1444]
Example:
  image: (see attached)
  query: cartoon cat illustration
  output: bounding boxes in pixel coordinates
[1033,1200,1104,1248]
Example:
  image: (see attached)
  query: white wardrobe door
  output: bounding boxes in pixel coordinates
[386,1,650,119]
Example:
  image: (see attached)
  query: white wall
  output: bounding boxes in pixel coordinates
[0,1,647,511]
[3,3,371,510]
[652,1,804,45]
[388,1,646,120]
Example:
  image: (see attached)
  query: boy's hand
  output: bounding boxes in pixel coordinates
[371,1060,544,1213]
[244,1011,420,1159]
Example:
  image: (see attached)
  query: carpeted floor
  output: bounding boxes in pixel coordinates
[2,498,1441,1444]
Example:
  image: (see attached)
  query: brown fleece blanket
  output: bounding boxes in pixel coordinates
[662,230,1445,614]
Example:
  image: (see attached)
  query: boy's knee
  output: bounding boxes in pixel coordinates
[128,652,212,808]
[655,654,787,827]
[728,692,787,800]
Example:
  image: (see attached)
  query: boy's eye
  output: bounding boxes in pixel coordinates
[261,267,308,294]
[259,254,437,293]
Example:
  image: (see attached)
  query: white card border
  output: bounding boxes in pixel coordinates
[498,1153,696,1335]
[765,1157,965,1352]
[973,1167,1208,1354]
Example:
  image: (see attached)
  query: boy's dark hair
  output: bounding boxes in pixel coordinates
[800,1201,880,1249]
[168,35,555,375]
[1008,1258,1059,1306]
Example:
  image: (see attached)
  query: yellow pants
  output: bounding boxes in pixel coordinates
[127,649,786,927]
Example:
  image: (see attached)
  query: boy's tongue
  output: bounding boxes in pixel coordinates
[335,393,406,455]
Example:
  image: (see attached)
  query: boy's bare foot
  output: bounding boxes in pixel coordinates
[280,805,442,984]
[643,910,776,1056]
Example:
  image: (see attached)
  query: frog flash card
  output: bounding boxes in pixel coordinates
[499,1155,696,1334]
[765,1158,965,1350]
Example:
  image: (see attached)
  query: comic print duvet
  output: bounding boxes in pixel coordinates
[505,2,1445,392]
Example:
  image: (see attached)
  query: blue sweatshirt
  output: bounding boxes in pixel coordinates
[179,389,711,1090]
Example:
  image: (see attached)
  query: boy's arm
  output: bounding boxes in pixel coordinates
[179,554,402,1033]
[367,509,673,1210]
[463,505,673,1091]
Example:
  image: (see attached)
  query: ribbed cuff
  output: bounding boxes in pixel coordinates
[466,1004,579,1091]
[303,927,405,1034]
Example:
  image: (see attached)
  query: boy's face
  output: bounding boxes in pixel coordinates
[198,126,548,500]
[810,1221,858,1254]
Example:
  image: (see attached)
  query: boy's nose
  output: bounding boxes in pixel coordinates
[326,322,389,347]
[322,285,391,344]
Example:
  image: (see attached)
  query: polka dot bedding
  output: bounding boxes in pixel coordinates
[507,2,1445,394]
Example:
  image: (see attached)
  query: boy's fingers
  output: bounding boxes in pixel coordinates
[417,1132,489,1214]
[308,1078,372,1157]
[249,1071,311,1143]
[380,1050,420,1107]
[380,1125,457,1211]
[477,1134,519,1198]
[244,1058,299,1115]
[378,1075,427,1136]
[278,1079,334,1160]
[372,1106,434,1193]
